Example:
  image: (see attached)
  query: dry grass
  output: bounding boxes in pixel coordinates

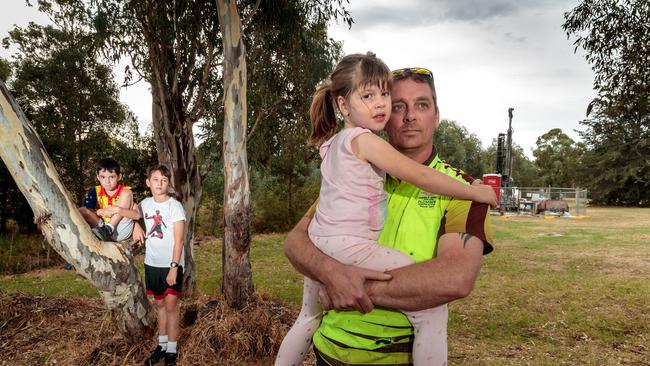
[0,292,306,365]
[3,207,650,365]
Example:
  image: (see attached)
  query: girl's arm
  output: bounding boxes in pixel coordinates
[166,220,185,286]
[353,133,497,206]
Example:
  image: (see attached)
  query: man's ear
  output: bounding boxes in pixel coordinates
[337,95,349,117]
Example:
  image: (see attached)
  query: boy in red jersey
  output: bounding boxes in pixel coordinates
[79,158,136,241]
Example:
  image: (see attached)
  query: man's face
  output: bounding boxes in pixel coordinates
[385,78,439,155]
[96,169,121,192]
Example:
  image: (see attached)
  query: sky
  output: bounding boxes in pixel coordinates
[1,0,596,158]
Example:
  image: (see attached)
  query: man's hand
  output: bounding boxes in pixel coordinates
[319,264,391,313]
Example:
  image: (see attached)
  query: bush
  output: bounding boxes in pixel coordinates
[0,226,64,274]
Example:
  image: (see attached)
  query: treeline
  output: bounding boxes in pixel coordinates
[434,122,586,190]
[2,0,649,239]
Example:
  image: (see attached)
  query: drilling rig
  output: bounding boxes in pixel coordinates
[483,107,515,211]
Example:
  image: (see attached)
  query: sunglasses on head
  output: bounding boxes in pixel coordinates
[391,67,434,81]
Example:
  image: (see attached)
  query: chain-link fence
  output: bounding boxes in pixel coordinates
[500,187,589,216]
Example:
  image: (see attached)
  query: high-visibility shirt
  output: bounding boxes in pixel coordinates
[312,152,493,365]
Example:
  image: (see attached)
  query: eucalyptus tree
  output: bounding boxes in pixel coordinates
[3,10,129,202]
[0,3,156,338]
[564,0,650,205]
[434,119,489,178]
[532,128,585,188]
[87,0,349,303]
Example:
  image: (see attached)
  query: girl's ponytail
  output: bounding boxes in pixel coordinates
[309,80,338,146]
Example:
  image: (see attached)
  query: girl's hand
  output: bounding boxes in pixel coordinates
[473,184,498,207]
[166,268,177,286]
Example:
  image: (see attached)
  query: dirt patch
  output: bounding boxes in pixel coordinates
[0,291,307,365]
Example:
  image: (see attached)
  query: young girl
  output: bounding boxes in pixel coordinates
[275,53,497,366]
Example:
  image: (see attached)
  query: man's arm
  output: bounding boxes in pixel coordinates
[366,232,484,311]
[284,215,391,313]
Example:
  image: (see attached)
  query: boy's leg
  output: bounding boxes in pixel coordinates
[108,190,133,235]
[79,207,101,227]
[164,295,180,343]
[80,207,113,241]
[164,295,180,366]
[275,276,322,366]
[145,265,169,366]
[156,298,169,338]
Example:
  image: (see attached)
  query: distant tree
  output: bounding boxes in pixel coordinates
[532,128,585,187]
[564,0,650,205]
[434,119,489,178]
[3,15,130,203]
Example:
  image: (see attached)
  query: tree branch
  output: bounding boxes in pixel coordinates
[242,0,261,28]
[189,43,215,123]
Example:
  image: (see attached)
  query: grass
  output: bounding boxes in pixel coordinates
[2,207,650,364]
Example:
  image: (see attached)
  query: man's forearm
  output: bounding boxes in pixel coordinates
[367,233,484,311]
[284,215,391,313]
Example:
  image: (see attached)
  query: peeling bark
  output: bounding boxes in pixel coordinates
[0,81,155,341]
[216,0,255,309]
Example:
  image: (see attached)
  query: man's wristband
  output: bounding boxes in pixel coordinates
[170,261,179,268]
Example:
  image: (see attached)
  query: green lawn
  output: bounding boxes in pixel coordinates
[2,207,650,364]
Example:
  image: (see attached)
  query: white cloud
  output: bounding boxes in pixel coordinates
[329,0,595,157]
[2,0,595,159]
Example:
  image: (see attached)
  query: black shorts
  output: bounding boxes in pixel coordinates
[144,264,184,300]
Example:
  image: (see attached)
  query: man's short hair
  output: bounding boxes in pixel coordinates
[391,67,438,113]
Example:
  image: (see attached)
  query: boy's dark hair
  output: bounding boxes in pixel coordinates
[147,164,172,180]
[96,158,121,175]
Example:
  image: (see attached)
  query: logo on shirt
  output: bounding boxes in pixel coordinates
[418,191,437,208]
[145,210,167,239]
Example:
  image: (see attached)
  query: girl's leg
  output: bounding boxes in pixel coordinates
[275,276,322,366]
[405,305,448,366]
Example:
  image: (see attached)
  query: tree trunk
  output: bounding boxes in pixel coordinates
[150,69,199,298]
[0,81,155,341]
[216,0,255,308]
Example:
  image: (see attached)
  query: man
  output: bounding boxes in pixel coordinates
[284,67,494,365]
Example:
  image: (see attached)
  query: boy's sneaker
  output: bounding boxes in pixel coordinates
[164,353,177,366]
[92,223,114,241]
[144,346,166,366]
